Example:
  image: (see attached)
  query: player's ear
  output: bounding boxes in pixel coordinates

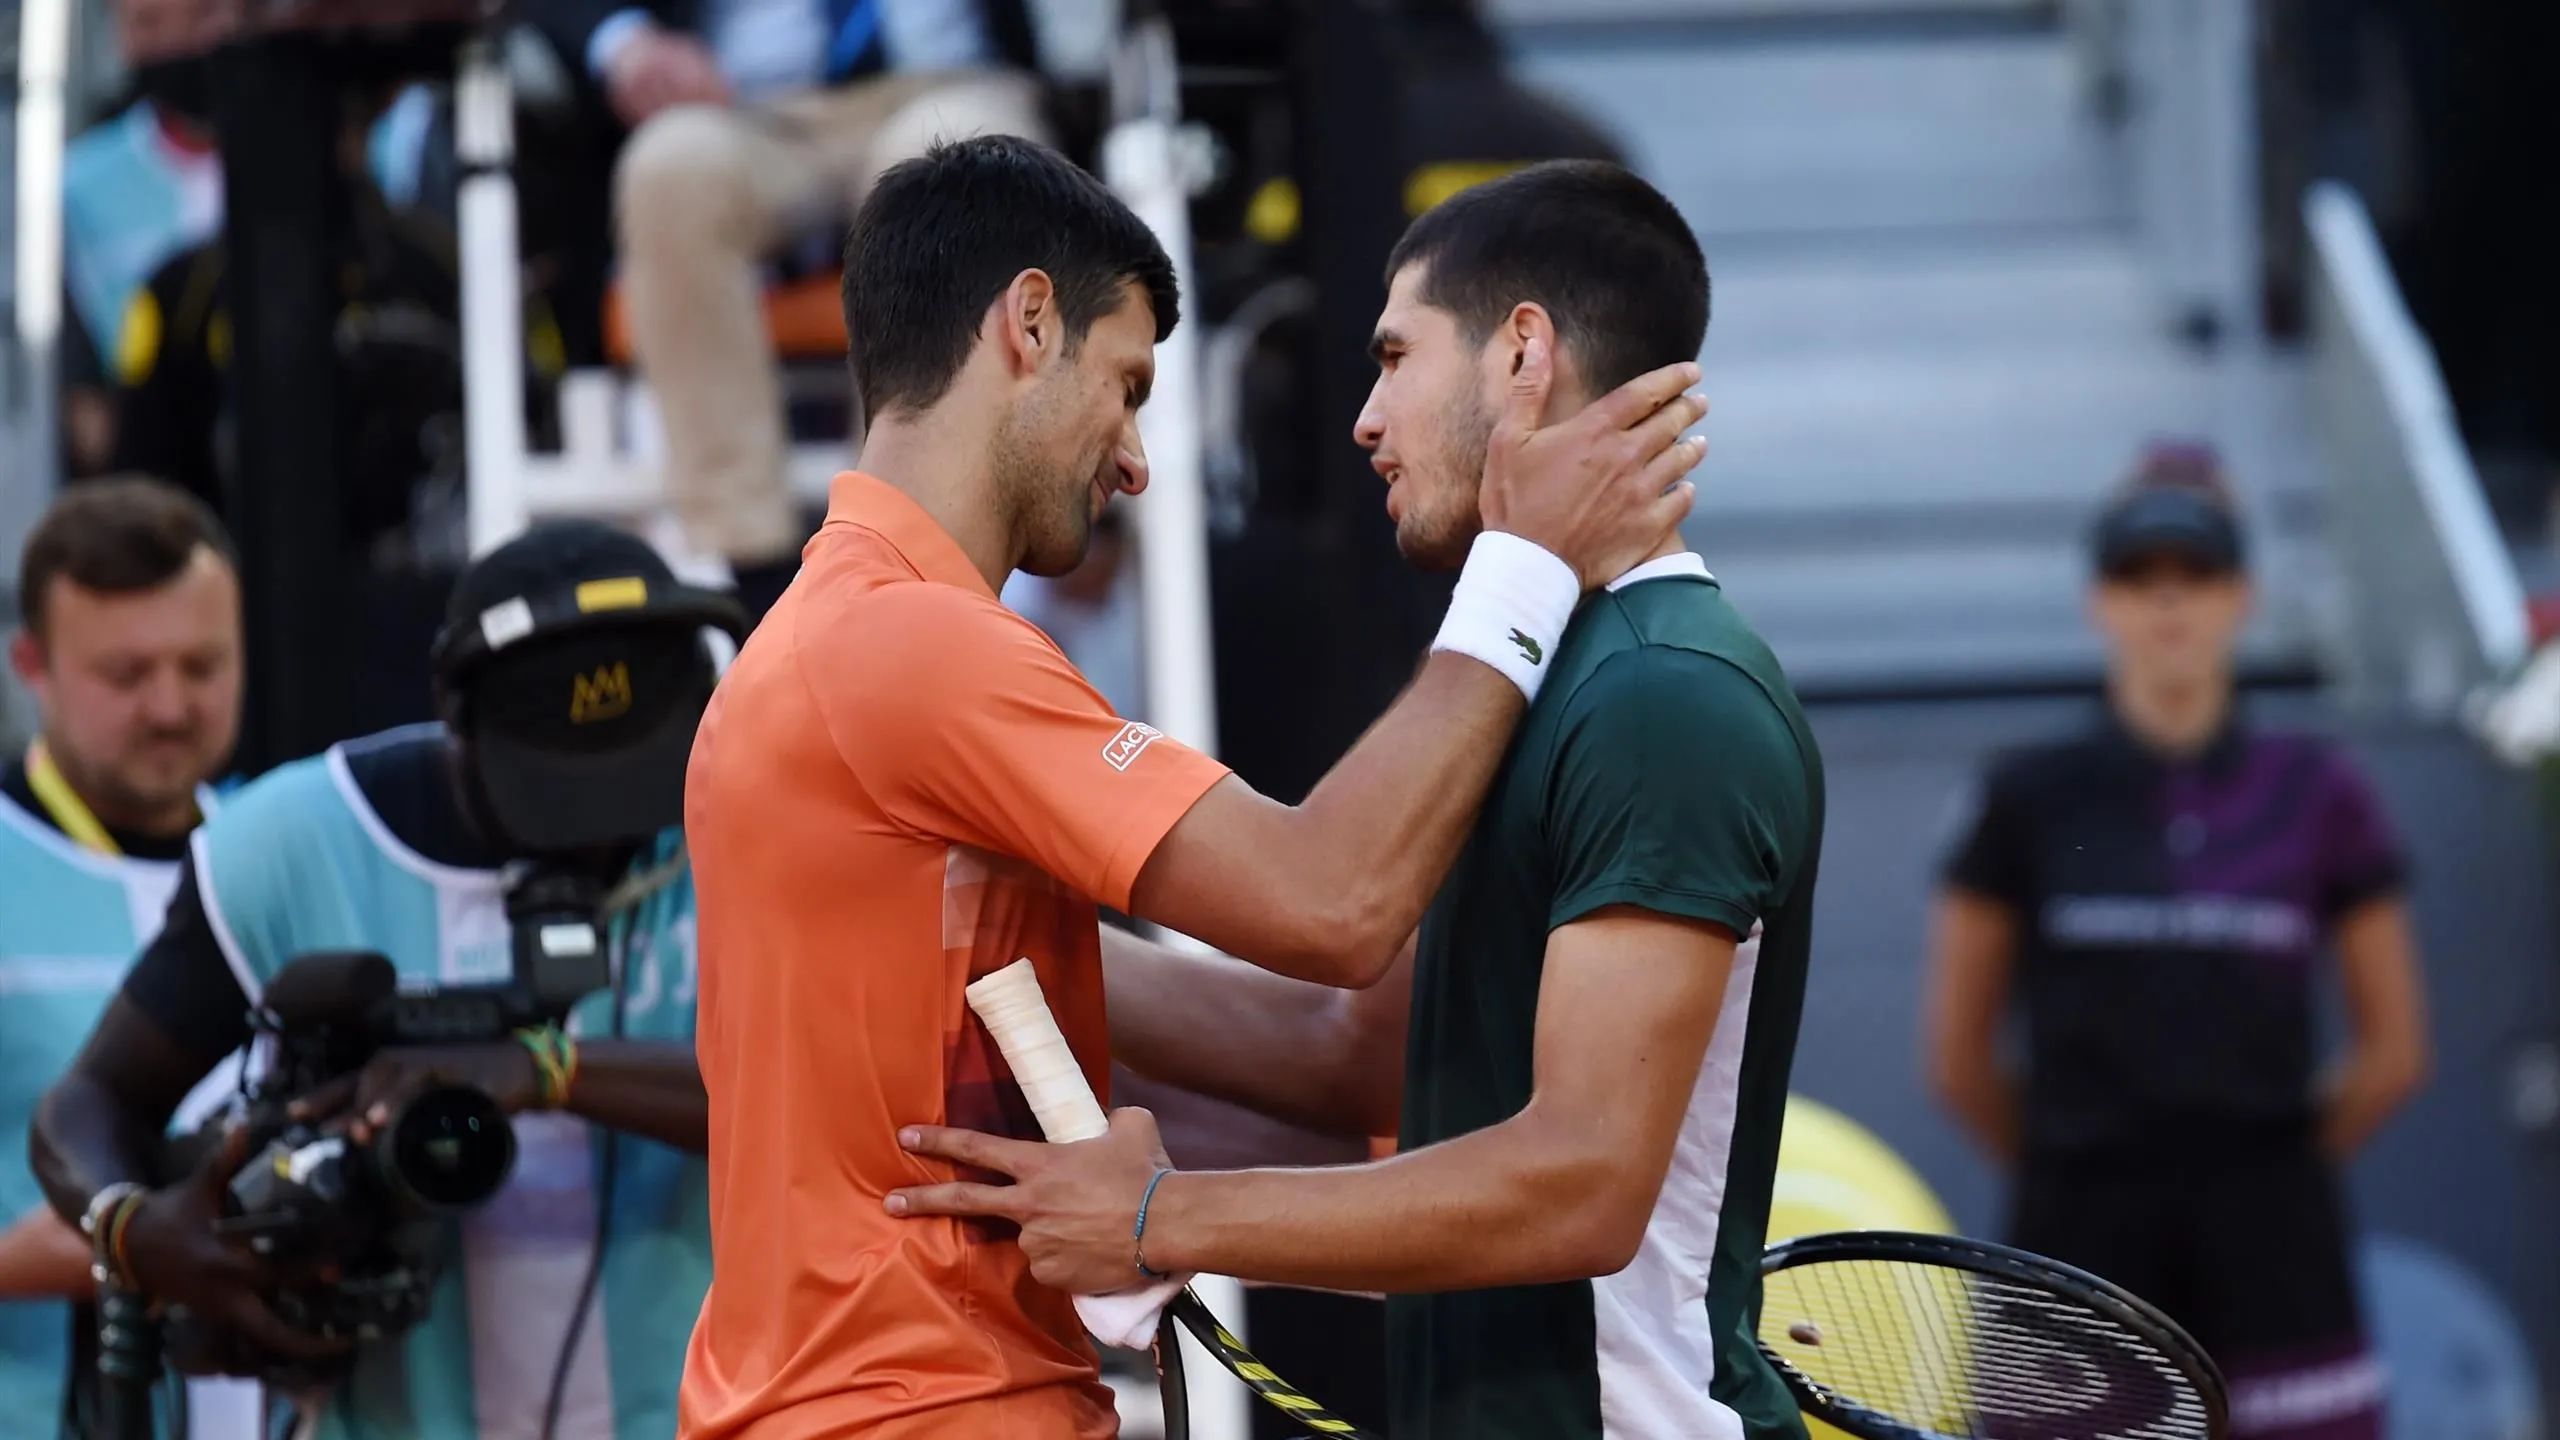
[999,269,1060,377]
[1496,302,1558,378]
[1494,303,1575,424]
[7,627,43,690]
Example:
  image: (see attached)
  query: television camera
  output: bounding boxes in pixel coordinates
[92,874,622,1439]
[165,896,608,1360]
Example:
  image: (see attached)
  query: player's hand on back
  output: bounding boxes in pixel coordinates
[1480,338,1707,591]
[887,1109,1174,1296]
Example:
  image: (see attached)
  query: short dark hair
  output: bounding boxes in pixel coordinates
[1385,160,1709,396]
[17,476,236,636]
[842,134,1181,418]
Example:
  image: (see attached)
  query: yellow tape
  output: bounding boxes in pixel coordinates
[1180,1301,1380,1439]
[576,576,650,612]
[114,290,163,386]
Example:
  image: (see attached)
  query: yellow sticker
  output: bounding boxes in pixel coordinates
[1404,161,1531,218]
[114,289,164,386]
[574,576,649,612]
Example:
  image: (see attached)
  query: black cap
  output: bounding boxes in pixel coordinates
[2090,444,2246,578]
[432,522,749,855]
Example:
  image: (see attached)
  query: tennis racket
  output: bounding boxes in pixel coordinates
[965,959,1381,1440]
[1756,1230,2230,1440]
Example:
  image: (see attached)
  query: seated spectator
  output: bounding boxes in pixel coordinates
[111,154,564,567]
[539,0,1049,619]
[62,96,222,382]
[59,93,223,479]
[59,72,459,485]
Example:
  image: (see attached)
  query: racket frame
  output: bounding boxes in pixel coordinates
[1754,1230,2230,1440]
[1152,1309,1190,1440]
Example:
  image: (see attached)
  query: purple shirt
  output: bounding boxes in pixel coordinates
[1944,718,2406,1158]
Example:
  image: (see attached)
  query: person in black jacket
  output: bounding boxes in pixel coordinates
[526,0,1046,618]
[1923,444,2430,1440]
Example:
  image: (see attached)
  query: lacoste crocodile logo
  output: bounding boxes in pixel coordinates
[1509,629,1543,666]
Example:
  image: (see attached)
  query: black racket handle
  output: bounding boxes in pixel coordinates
[1155,1311,1190,1440]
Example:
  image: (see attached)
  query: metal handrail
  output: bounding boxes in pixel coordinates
[10,0,70,517]
[2304,180,2530,716]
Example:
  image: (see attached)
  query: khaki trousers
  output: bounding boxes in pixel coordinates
[614,73,1050,563]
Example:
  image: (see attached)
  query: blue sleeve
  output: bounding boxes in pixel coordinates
[585,8,654,76]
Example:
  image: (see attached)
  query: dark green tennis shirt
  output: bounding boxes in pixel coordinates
[1389,555,1824,1440]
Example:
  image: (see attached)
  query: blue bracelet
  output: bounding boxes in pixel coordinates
[1133,1167,1175,1280]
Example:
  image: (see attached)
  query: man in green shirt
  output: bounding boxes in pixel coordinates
[888,160,1824,1440]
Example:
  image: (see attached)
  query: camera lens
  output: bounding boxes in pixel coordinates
[377,1085,517,1213]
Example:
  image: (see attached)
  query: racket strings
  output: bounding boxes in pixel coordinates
[1759,1259,2215,1439]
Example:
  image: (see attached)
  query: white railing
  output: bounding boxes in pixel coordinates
[8,0,70,544]
[456,34,531,559]
[2303,180,2530,718]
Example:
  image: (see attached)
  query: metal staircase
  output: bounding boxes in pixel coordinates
[1497,0,2326,696]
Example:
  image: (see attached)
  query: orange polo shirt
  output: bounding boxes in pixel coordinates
[677,473,1231,1440]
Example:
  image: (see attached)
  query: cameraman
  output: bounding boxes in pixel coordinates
[32,522,738,1439]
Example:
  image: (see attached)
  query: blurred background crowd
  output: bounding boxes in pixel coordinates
[2,0,2559,1436]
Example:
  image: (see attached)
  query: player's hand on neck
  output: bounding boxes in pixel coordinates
[1504,322,1696,576]
[1475,312,1706,592]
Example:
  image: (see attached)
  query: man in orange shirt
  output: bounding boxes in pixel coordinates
[679,135,1704,1439]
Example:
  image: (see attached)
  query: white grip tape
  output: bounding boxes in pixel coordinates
[966,960,1110,1143]
[964,959,1188,1349]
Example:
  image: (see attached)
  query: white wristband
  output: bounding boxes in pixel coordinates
[1430,530,1580,702]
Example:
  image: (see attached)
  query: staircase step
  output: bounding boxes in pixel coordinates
[1703,537,2322,695]
[1701,235,2168,360]
[1509,22,2123,239]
